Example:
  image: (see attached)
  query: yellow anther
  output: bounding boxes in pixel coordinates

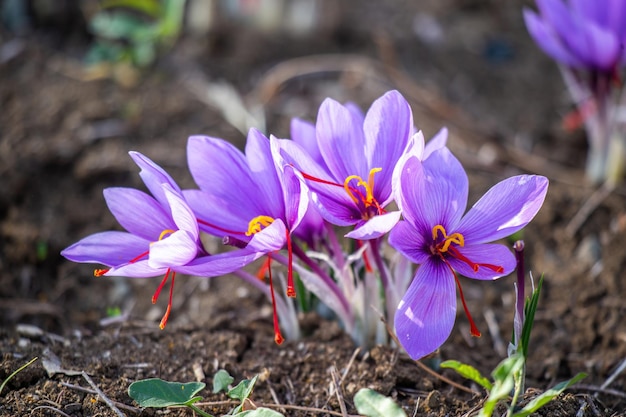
[343,175,362,204]
[432,224,464,253]
[158,229,175,241]
[343,167,383,206]
[365,167,382,204]
[246,215,275,236]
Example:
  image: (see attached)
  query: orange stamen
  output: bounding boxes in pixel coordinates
[246,215,275,236]
[432,225,464,252]
[158,229,175,241]
[343,168,383,211]
[94,268,109,277]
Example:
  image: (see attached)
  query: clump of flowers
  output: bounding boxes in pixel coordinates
[62,89,548,361]
[523,0,626,184]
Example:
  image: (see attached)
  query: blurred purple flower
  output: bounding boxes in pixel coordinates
[389,147,548,360]
[523,0,626,73]
[62,151,280,329]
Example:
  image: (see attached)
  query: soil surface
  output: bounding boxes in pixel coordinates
[2,1,626,416]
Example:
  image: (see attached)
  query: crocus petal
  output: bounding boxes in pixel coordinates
[129,151,181,209]
[345,210,402,240]
[423,127,448,160]
[388,220,431,265]
[104,187,173,241]
[275,133,365,227]
[536,0,579,44]
[61,231,148,266]
[535,0,619,70]
[278,162,309,232]
[580,21,620,70]
[290,118,326,168]
[397,148,467,234]
[163,184,199,241]
[175,250,264,276]
[245,129,285,216]
[187,136,264,222]
[311,191,361,227]
[246,220,287,253]
[447,243,516,280]
[523,8,583,67]
[316,98,367,180]
[456,175,548,244]
[395,260,457,360]
[391,132,425,211]
[365,90,413,201]
[149,229,198,268]
[106,259,166,278]
[187,136,273,231]
[183,189,248,237]
[570,0,606,27]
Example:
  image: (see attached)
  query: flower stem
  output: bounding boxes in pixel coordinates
[232,269,299,341]
[368,237,396,322]
[276,245,352,320]
[513,240,525,340]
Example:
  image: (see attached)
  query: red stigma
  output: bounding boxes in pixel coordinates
[297,167,385,220]
[431,224,505,338]
[152,268,176,329]
[266,255,284,345]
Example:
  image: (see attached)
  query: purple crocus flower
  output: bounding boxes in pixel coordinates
[183,128,309,343]
[62,151,281,329]
[389,147,548,360]
[523,0,626,73]
[275,90,414,240]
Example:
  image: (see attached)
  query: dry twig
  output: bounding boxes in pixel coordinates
[331,366,349,417]
[30,405,72,417]
[565,181,615,237]
[81,372,126,417]
[61,382,140,414]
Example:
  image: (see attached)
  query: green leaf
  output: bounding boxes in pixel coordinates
[440,360,493,391]
[228,375,259,402]
[235,408,286,417]
[353,388,407,417]
[213,369,235,394]
[521,274,543,358]
[101,0,162,17]
[512,373,586,417]
[90,12,148,40]
[128,378,206,407]
[479,355,524,417]
[131,41,156,67]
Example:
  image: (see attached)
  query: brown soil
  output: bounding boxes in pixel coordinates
[2,1,625,416]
